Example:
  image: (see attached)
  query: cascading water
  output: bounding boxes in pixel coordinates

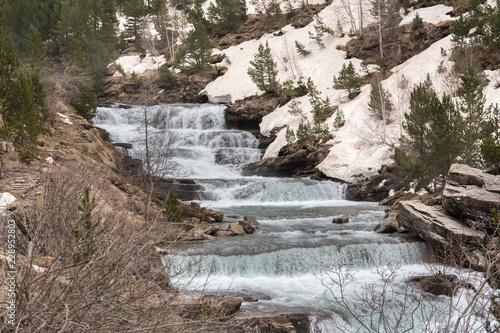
[94,104,458,332]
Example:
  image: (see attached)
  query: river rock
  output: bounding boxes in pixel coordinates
[442,164,500,229]
[239,221,255,234]
[345,164,398,202]
[215,229,233,237]
[332,217,349,224]
[399,201,485,256]
[243,138,331,178]
[228,223,246,235]
[374,212,400,233]
[409,274,473,296]
[235,315,295,333]
[176,295,242,319]
[244,215,260,229]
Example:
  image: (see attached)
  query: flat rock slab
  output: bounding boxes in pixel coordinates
[443,164,500,228]
[399,201,485,252]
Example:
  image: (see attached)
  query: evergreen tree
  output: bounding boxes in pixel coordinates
[247,41,280,93]
[396,77,463,191]
[481,105,500,168]
[0,13,48,159]
[457,64,486,167]
[368,74,393,122]
[163,191,184,222]
[333,61,360,99]
[23,24,48,68]
[452,15,470,49]
[124,0,146,37]
[181,20,212,71]
[208,0,247,32]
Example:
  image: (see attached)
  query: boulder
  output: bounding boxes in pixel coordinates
[442,164,500,229]
[244,215,260,229]
[345,164,398,202]
[228,223,246,235]
[235,315,296,333]
[215,229,233,237]
[399,201,485,256]
[374,212,400,233]
[409,274,475,296]
[239,221,255,234]
[332,217,349,224]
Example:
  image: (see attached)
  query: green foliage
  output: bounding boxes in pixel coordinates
[0,13,48,159]
[163,191,184,222]
[396,77,463,190]
[208,0,247,31]
[452,14,470,49]
[295,41,311,56]
[333,109,345,127]
[368,74,393,122]
[412,13,424,31]
[285,125,296,144]
[3,0,61,50]
[247,41,280,93]
[175,19,212,71]
[73,89,98,121]
[159,66,177,85]
[457,64,487,167]
[308,15,334,48]
[124,0,146,37]
[23,24,48,67]
[296,121,311,142]
[74,186,99,264]
[333,61,360,99]
[481,104,500,168]
[308,83,331,125]
[287,100,306,119]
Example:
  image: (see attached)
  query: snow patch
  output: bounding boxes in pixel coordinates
[57,113,73,124]
[0,193,16,213]
[399,5,456,26]
[111,53,166,75]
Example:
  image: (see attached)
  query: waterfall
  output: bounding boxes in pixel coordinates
[94,104,261,178]
[93,104,449,333]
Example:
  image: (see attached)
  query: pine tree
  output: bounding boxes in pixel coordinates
[396,77,463,191]
[208,0,247,31]
[333,61,360,99]
[0,12,48,159]
[457,64,486,167]
[247,41,280,93]
[163,191,184,222]
[368,74,393,122]
[481,105,500,168]
[23,24,48,67]
[183,20,212,71]
[452,15,470,49]
[124,0,146,37]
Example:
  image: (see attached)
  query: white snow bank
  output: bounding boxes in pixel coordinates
[202,0,372,103]
[399,5,456,26]
[318,35,455,181]
[57,113,73,124]
[485,70,500,107]
[0,193,16,213]
[111,53,166,75]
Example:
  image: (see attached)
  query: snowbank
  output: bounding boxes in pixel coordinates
[399,5,456,26]
[0,193,16,213]
[111,53,166,75]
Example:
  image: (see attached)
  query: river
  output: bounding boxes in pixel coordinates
[94,103,481,332]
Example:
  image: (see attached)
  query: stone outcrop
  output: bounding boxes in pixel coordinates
[242,138,331,179]
[398,164,500,269]
[442,164,500,230]
[345,164,398,202]
[399,201,485,250]
[374,212,400,234]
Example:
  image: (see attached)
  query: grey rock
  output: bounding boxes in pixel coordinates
[442,164,500,229]
[400,201,485,252]
[374,212,399,233]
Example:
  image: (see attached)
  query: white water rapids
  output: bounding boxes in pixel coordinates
[94,104,496,332]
